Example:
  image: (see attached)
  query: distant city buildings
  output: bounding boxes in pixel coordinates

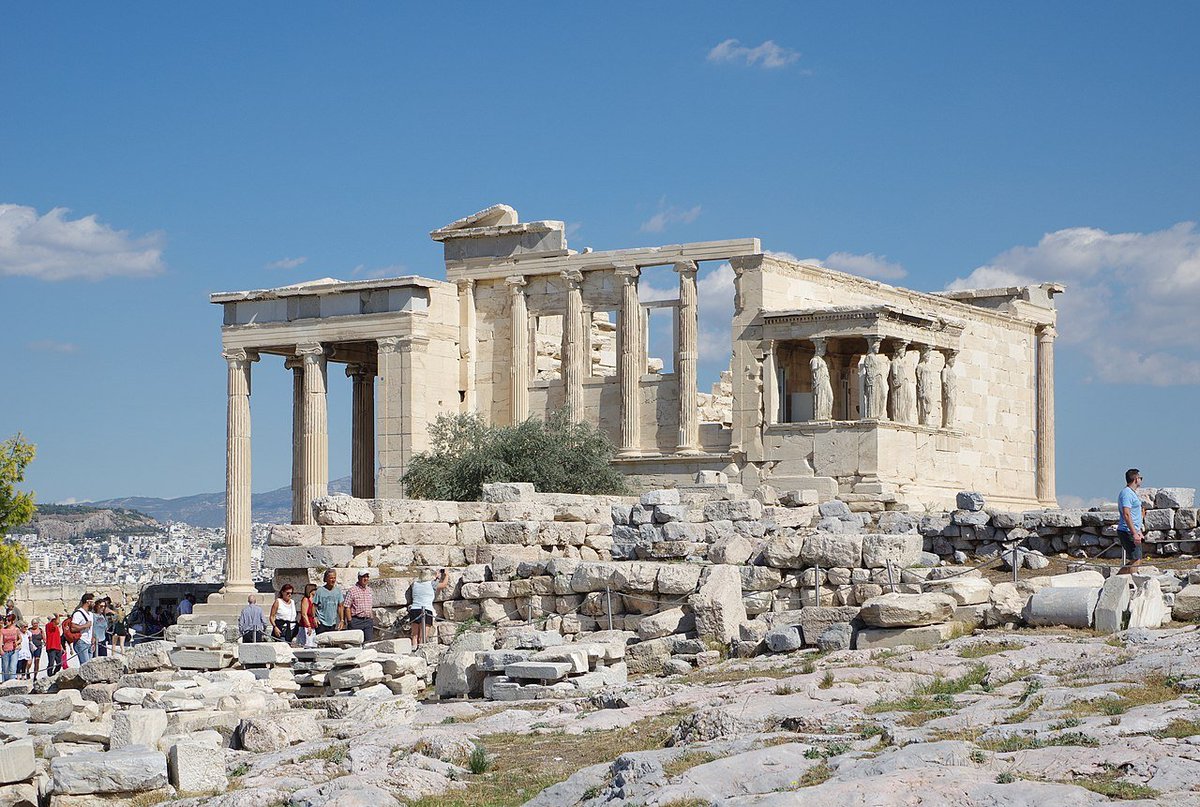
[14,522,270,588]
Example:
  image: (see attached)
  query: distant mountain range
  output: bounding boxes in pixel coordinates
[85,476,352,528]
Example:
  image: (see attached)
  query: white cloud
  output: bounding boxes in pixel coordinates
[27,339,79,354]
[767,249,907,280]
[267,256,307,269]
[1057,494,1109,510]
[708,39,801,69]
[640,200,702,234]
[948,223,1200,386]
[0,204,164,281]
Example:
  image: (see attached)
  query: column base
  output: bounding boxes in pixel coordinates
[617,448,654,459]
[674,447,704,456]
[220,582,258,598]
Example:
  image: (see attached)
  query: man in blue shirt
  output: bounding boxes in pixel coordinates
[1117,468,1145,574]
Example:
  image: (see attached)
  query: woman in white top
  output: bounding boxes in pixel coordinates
[16,625,32,679]
[409,569,449,646]
[269,585,298,644]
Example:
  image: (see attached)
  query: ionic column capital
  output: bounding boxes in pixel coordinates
[295,342,326,361]
[455,277,476,292]
[614,264,640,282]
[222,348,259,366]
[505,275,527,291]
[284,355,303,371]
[673,260,698,276]
[1037,324,1058,343]
[561,268,583,289]
[345,363,376,380]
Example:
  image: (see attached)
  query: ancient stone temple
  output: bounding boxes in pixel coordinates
[210,204,1061,589]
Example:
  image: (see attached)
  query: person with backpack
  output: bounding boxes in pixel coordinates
[64,594,95,665]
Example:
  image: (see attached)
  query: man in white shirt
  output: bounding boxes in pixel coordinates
[70,594,95,665]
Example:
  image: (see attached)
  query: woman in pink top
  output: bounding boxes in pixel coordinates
[0,615,20,682]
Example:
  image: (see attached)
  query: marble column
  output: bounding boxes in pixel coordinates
[915,344,939,426]
[562,269,585,423]
[1036,326,1057,505]
[507,276,529,424]
[347,363,376,499]
[675,260,701,454]
[941,349,958,428]
[223,348,257,594]
[888,341,915,424]
[811,338,834,421]
[616,265,644,457]
[456,278,477,413]
[285,356,305,524]
[297,342,328,525]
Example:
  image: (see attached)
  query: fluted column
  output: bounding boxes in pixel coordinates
[347,363,376,499]
[285,356,305,524]
[1036,326,1057,505]
[456,278,477,413]
[615,266,644,456]
[675,260,701,454]
[297,342,328,524]
[223,348,257,594]
[560,270,585,422]
[507,276,529,424]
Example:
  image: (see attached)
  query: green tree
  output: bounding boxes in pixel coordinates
[0,434,35,601]
[403,410,628,501]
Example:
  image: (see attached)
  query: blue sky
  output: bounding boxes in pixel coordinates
[3,3,1198,505]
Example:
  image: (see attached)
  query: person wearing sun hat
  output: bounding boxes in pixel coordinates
[345,569,375,642]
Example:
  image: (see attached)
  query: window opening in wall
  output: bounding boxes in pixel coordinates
[533,314,564,381]
[587,310,618,378]
[643,303,676,374]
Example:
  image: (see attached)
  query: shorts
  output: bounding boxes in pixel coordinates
[1117,531,1144,562]
[409,608,435,626]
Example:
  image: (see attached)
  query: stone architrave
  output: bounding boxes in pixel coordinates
[1036,325,1057,505]
[888,341,915,424]
[296,342,329,525]
[941,349,958,428]
[507,276,530,424]
[616,265,644,457]
[561,269,585,423]
[346,363,376,499]
[675,260,701,453]
[222,348,257,594]
[862,336,888,420]
[810,338,834,421]
[915,344,939,426]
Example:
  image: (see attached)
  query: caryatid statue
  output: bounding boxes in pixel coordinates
[941,349,958,428]
[915,344,939,426]
[862,336,888,419]
[810,338,834,421]
[888,341,915,424]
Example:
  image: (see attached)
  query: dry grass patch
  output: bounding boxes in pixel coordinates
[407,710,687,807]
[661,751,721,778]
[1153,718,1200,739]
[795,761,834,788]
[1072,769,1160,800]
[957,641,1022,658]
[865,664,987,717]
[1064,674,1183,718]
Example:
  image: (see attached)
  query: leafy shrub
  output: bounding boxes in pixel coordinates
[403,411,628,501]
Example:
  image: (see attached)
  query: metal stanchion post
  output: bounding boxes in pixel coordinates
[1011,543,1019,584]
[813,563,821,607]
[605,586,613,632]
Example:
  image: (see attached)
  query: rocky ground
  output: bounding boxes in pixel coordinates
[133,622,1200,806]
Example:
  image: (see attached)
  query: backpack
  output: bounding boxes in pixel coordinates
[61,611,85,644]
